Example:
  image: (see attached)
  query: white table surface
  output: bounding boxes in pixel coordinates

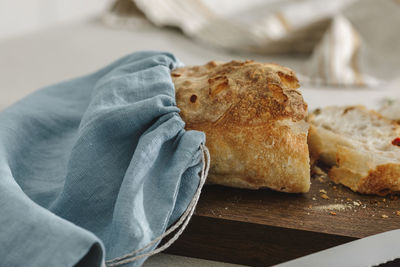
[0,17,398,267]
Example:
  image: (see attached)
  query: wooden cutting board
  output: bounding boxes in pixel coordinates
[165,168,400,266]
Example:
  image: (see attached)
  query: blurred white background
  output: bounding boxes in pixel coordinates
[0,0,110,40]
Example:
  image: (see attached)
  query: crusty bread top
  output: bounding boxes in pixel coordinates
[309,105,400,166]
[172,60,307,129]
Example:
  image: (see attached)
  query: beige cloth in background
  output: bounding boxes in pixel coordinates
[103,0,400,87]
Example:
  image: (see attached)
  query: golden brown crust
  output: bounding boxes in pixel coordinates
[173,60,310,193]
[329,146,400,196]
[358,164,400,195]
[330,164,400,196]
[173,60,307,128]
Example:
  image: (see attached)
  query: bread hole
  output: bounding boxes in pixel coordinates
[190,94,197,103]
[379,188,390,195]
[358,125,367,131]
[343,107,355,115]
[322,123,332,131]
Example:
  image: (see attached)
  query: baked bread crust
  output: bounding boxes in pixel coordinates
[172,60,310,193]
[308,105,400,195]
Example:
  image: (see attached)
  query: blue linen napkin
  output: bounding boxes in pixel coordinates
[0,51,205,267]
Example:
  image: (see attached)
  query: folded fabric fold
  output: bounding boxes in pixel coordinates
[0,51,205,267]
[104,0,400,87]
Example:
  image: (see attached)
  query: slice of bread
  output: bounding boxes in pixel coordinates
[308,105,400,195]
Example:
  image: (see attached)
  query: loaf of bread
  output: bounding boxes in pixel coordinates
[308,105,400,195]
[172,60,310,193]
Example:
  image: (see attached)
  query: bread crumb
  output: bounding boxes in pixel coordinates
[321,194,329,200]
[353,201,360,207]
[318,177,324,183]
[312,165,325,176]
[382,214,389,218]
[330,211,337,216]
[383,198,387,202]
[319,189,327,194]
[346,198,352,201]
[312,197,316,201]
[396,211,400,216]
[314,204,350,211]
[333,186,337,190]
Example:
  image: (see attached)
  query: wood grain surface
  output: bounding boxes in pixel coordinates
[165,168,400,266]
